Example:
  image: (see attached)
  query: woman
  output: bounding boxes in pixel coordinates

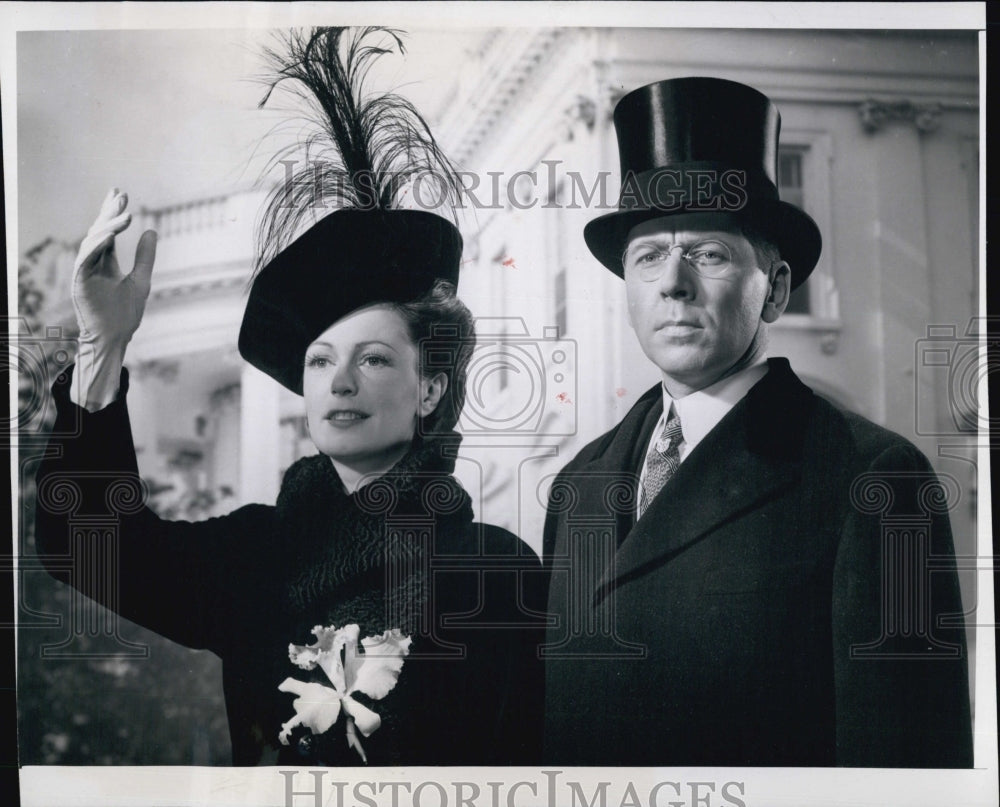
[35,28,543,766]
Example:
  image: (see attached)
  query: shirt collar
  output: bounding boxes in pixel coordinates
[664,357,769,454]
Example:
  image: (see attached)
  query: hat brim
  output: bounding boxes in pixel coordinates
[583,200,821,290]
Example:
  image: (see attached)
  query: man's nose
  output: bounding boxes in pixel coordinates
[656,250,696,299]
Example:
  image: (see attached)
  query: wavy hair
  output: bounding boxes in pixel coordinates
[391,280,475,436]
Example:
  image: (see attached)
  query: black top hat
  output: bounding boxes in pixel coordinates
[584,77,821,289]
[237,28,463,394]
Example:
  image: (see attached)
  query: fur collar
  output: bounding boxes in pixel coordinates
[275,434,474,632]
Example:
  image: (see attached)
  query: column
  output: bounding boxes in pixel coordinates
[869,121,933,443]
[239,364,281,506]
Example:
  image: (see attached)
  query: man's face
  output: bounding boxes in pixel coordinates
[623,214,781,395]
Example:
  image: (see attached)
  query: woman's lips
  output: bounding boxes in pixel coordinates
[324,410,369,424]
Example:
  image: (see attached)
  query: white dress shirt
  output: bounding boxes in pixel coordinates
[636,358,769,519]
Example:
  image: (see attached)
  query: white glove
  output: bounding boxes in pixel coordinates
[69,188,158,411]
[72,188,157,346]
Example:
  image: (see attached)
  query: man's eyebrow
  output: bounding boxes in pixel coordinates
[626,235,675,248]
[627,233,733,246]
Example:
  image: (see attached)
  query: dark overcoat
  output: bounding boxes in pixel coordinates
[542,358,972,766]
[35,367,543,766]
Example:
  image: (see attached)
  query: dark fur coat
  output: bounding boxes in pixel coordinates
[36,367,544,766]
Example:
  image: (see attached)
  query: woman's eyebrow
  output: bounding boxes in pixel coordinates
[308,339,400,352]
[353,340,400,353]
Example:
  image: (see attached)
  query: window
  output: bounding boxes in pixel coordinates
[768,130,840,351]
[778,147,811,314]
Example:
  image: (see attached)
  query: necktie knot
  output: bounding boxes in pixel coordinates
[655,412,684,454]
[639,409,683,517]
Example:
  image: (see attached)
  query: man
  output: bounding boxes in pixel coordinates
[542,77,972,767]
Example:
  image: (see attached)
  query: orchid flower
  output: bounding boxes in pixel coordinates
[278,624,411,763]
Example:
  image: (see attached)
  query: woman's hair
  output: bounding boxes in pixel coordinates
[391,280,475,435]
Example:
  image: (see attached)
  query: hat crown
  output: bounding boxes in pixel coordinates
[583,76,822,288]
[613,77,781,190]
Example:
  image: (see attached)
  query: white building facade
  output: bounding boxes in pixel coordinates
[30,27,980,579]
[440,28,980,563]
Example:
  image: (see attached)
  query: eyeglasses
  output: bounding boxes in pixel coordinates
[622,239,735,281]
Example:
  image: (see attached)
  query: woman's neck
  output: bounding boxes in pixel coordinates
[328,444,411,494]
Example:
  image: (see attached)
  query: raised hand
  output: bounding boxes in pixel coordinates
[72,188,158,346]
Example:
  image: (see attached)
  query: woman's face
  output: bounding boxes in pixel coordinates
[303,304,444,476]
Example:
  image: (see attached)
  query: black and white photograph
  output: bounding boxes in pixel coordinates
[3,2,994,806]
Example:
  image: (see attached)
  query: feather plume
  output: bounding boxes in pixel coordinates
[253,27,462,275]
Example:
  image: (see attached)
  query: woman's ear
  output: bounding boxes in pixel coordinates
[418,372,448,417]
[761,261,791,324]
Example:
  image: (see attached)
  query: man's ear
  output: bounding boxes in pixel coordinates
[418,372,448,417]
[761,261,791,323]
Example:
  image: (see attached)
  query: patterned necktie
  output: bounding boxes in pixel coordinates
[638,409,684,517]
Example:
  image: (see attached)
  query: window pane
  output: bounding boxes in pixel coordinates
[778,148,811,314]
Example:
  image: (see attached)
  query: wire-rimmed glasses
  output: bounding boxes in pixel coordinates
[622,239,735,281]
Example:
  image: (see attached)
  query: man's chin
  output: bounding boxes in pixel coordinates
[646,349,709,380]
[650,357,729,396]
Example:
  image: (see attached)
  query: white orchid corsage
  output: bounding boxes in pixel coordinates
[278,623,412,763]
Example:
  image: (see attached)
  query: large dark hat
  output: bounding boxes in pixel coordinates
[238,28,463,394]
[239,209,460,393]
[584,77,821,289]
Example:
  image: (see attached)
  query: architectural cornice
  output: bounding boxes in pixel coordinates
[445,32,977,168]
[440,28,569,168]
[561,95,598,141]
[858,99,943,134]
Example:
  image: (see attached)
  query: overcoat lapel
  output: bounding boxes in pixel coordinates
[591,358,814,598]
[558,385,661,552]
